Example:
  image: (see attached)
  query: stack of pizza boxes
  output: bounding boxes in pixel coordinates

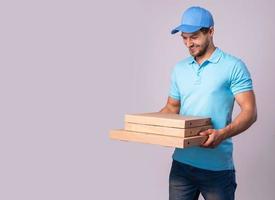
[109,112,212,148]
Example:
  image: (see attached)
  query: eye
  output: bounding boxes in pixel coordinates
[182,36,187,40]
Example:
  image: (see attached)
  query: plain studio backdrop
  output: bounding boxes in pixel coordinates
[0,0,274,199]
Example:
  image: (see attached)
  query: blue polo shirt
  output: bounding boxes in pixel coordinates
[169,47,253,171]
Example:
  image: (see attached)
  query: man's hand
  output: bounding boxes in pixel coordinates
[199,129,225,148]
[159,97,180,114]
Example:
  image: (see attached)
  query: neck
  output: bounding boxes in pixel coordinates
[195,44,216,65]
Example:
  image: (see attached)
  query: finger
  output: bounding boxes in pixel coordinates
[199,131,208,136]
[200,134,214,147]
[199,129,211,136]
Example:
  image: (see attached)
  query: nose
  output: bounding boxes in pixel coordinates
[185,38,193,48]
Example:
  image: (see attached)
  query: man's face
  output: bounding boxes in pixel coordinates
[181,28,213,57]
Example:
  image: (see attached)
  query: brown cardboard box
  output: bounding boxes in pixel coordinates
[109,129,208,148]
[125,113,211,129]
[125,122,212,138]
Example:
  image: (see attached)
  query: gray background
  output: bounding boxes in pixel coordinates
[1,0,274,199]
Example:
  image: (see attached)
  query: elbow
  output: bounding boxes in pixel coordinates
[253,112,257,123]
[252,109,257,124]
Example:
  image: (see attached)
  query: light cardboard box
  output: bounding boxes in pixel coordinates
[109,129,208,148]
[124,113,211,129]
[124,122,212,138]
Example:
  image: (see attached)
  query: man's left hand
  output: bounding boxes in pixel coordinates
[199,129,226,148]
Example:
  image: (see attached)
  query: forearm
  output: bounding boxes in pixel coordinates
[159,106,179,114]
[220,108,257,140]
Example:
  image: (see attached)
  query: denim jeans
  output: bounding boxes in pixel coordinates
[169,160,237,200]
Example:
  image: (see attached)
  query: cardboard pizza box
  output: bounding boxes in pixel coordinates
[124,122,212,138]
[109,129,208,148]
[124,112,211,129]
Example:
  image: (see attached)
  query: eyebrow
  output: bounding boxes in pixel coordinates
[181,32,199,38]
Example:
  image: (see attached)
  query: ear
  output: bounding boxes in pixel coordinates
[209,27,214,36]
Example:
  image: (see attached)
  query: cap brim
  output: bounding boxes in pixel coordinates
[171,24,202,34]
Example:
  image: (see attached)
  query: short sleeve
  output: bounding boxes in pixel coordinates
[169,67,180,100]
[230,59,253,96]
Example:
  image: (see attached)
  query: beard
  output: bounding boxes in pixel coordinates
[189,40,210,57]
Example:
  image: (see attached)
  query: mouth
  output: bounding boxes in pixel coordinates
[189,46,199,51]
[189,48,197,53]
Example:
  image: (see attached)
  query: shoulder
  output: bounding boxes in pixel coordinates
[220,49,245,67]
[218,49,250,76]
[220,52,251,81]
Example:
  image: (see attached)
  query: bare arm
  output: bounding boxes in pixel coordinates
[159,97,180,114]
[200,90,257,148]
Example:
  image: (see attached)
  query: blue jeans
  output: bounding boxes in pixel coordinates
[169,160,237,200]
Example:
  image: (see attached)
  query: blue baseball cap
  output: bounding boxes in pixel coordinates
[171,6,214,34]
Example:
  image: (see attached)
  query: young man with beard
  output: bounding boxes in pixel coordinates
[160,6,257,200]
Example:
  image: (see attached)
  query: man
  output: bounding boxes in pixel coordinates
[160,6,257,200]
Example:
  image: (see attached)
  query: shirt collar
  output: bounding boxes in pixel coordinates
[207,47,223,63]
[188,47,223,65]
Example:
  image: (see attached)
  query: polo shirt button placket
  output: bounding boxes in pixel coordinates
[194,72,201,85]
[194,64,202,85]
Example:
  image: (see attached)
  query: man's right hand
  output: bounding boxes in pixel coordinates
[159,97,180,114]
